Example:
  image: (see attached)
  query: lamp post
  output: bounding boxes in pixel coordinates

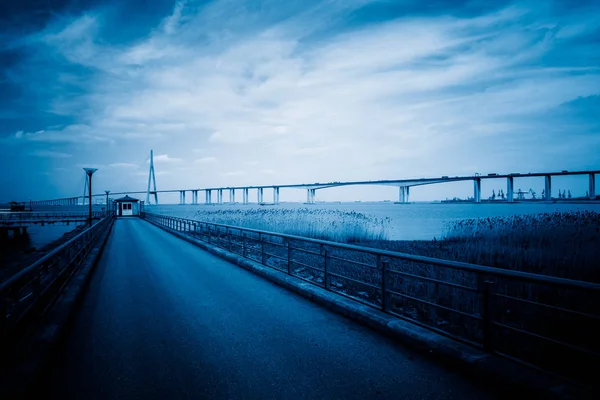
[105,190,111,216]
[83,168,97,225]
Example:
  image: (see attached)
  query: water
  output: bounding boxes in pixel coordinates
[25,223,84,249]
[149,202,600,240]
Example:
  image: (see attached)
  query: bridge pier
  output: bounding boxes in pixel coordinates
[398,186,410,203]
[179,191,186,205]
[273,187,280,205]
[473,178,481,203]
[243,188,249,205]
[589,174,596,199]
[306,189,316,204]
[544,175,552,200]
[205,190,212,205]
[192,190,198,204]
[218,189,223,205]
[507,177,514,203]
[258,188,264,204]
[230,189,235,204]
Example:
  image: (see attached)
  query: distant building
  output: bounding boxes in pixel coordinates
[113,195,141,217]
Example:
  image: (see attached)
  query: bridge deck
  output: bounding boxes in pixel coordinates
[42,218,495,399]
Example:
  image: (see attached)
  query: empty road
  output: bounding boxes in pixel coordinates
[42,218,497,399]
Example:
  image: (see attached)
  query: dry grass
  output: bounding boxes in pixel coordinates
[440,210,600,282]
[193,207,390,243]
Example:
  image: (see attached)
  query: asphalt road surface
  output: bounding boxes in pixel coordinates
[42,218,498,399]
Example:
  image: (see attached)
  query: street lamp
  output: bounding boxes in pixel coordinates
[83,168,97,225]
[105,190,111,216]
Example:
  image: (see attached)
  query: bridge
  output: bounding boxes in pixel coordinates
[0,212,597,398]
[27,168,600,206]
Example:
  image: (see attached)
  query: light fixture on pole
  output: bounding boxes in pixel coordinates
[83,168,98,225]
[105,190,111,216]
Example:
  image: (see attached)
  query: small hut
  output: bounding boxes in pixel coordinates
[113,195,140,217]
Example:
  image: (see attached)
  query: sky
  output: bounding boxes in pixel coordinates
[1,0,599,203]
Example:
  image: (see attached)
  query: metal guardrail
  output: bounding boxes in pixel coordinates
[0,216,114,346]
[0,212,104,224]
[144,212,600,385]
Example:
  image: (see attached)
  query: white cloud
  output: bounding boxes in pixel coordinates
[149,154,183,164]
[222,171,247,177]
[108,162,138,168]
[30,150,72,158]
[193,157,217,164]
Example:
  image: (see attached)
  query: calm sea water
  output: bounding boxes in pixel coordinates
[149,202,600,240]
[0,204,103,249]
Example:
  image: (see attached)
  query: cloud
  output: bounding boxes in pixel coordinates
[294,147,328,156]
[30,150,72,158]
[149,154,183,164]
[2,0,600,200]
[193,157,217,164]
[108,162,138,168]
[222,171,247,177]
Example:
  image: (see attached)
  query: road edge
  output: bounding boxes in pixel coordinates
[0,220,114,399]
[145,218,589,400]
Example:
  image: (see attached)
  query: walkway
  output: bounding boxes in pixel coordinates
[42,218,496,399]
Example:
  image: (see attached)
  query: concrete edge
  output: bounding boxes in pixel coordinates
[145,219,591,400]
[0,220,115,398]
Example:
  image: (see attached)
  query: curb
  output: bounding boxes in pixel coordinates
[146,219,590,400]
[0,220,114,399]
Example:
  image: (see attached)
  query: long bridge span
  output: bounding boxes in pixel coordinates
[28,169,600,206]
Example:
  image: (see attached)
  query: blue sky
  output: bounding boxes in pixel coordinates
[1,0,599,202]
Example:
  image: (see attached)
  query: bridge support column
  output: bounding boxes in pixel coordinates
[218,189,223,204]
[230,189,235,204]
[507,177,514,203]
[273,187,280,205]
[258,188,264,204]
[179,191,186,205]
[544,175,552,200]
[306,189,316,204]
[398,186,410,203]
[589,174,596,199]
[243,188,249,205]
[205,190,212,205]
[473,178,481,203]
[191,190,197,204]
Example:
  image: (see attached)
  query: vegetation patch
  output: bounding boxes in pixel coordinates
[192,207,391,243]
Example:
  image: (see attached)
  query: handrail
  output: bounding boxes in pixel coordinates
[0,217,105,291]
[143,212,600,385]
[144,213,599,291]
[0,215,115,345]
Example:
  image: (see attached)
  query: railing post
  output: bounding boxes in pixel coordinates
[226,228,231,251]
[381,259,389,312]
[323,249,329,289]
[260,233,265,264]
[479,275,495,352]
[286,238,291,274]
[242,232,247,258]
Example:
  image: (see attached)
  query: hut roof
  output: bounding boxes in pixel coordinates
[113,195,140,203]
